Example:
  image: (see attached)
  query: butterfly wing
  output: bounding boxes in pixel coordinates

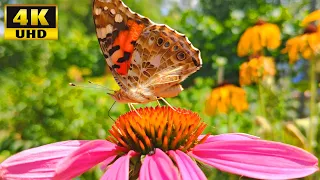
[92,0,152,90]
[128,25,202,96]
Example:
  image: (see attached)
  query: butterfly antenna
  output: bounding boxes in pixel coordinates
[108,101,116,122]
[69,82,104,89]
[69,82,114,93]
[88,80,115,92]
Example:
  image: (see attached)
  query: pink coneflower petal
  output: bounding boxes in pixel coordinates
[199,133,259,143]
[169,150,206,180]
[101,151,137,180]
[100,156,122,171]
[140,148,179,180]
[54,140,121,180]
[1,107,318,180]
[190,138,319,179]
[0,140,88,180]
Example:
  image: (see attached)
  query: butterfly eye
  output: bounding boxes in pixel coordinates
[157,37,164,46]
[177,51,186,60]
[164,41,170,48]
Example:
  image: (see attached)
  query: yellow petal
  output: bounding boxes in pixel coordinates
[307,33,320,53]
[265,24,281,49]
[302,10,320,26]
[262,57,276,76]
[252,26,262,54]
[237,28,253,57]
[217,101,228,114]
[239,62,252,86]
[302,47,313,60]
[259,25,268,47]
[284,36,301,63]
[298,35,308,53]
[205,99,216,116]
[288,47,299,64]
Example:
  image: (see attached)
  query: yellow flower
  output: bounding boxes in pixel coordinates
[239,56,276,86]
[282,24,320,64]
[301,10,320,26]
[237,20,281,57]
[67,65,91,82]
[205,84,248,116]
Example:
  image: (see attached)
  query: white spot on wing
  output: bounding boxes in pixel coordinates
[115,14,123,22]
[110,9,116,15]
[106,24,113,34]
[97,25,113,38]
[95,8,102,15]
[97,27,108,38]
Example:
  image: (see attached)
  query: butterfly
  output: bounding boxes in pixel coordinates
[92,0,202,109]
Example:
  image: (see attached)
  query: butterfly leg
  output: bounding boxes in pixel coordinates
[128,103,133,111]
[157,100,161,106]
[128,103,142,117]
[160,98,175,110]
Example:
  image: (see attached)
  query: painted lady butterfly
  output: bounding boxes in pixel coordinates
[92,0,202,107]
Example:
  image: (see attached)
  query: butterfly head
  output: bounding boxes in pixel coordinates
[107,90,131,103]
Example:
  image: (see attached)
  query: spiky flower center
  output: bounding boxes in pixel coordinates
[107,106,208,155]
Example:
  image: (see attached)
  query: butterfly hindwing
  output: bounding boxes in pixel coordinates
[128,25,202,94]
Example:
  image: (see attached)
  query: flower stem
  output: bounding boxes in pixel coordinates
[258,82,267,118]
[227,112,234,132]
[217,66,224,84]
[308,59,317,153]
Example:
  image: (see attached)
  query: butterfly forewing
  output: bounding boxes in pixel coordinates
[92,0,152,90]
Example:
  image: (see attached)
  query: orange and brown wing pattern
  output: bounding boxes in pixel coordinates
[127,24,202,94]
[92,0,152,89]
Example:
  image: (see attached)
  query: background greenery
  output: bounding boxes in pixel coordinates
[0,0,319,179]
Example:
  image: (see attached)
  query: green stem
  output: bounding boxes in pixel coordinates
[308,59,317,153]
[227,112,233,133]
[217,66,224,84]
[258,82,267,118]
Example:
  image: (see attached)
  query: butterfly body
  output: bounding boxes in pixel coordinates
[93,0,202,104]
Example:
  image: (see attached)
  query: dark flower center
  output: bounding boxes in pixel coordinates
[303,24,318,34]
[255,19,266,26]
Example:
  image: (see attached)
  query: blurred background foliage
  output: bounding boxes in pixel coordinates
[0,0,319,179]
